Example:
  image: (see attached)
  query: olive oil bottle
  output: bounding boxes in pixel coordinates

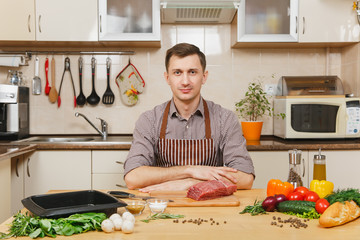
[313,148,326,180]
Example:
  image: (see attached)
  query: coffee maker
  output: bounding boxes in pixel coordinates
[0,84,29,140]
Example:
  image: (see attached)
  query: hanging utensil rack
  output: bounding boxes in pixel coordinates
[0,51,135,61]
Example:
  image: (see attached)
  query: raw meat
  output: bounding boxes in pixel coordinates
[187,180,237,201]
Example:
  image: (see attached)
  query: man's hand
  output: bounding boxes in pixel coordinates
[185,166,238,183]
[139,178,202,193]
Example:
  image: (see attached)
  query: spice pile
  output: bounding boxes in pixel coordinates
[173,218,227,226]
[270,216,309,229]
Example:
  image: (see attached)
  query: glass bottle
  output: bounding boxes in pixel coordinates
[287,149,304,188]
[313,148,326,181]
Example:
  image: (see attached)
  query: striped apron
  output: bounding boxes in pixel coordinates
[157,100,217,167]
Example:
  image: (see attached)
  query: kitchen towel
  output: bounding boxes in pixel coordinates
[0,55,26,67]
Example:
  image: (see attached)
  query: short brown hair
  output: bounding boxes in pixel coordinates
[165,43,206,72]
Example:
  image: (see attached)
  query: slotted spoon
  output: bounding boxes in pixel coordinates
[102,57,115,104]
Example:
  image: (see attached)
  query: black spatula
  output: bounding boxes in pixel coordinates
[102,57,115,105]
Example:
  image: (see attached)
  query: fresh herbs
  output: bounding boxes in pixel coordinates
[0,212,107,239]
[325,188,360,206]
[239,199,267,216]
[141,213,185,223]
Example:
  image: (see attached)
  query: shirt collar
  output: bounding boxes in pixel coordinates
[170,97,205,119]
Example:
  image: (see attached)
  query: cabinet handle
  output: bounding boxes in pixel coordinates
[38,15,42,33]
[99,15,102,33]
[15,158,19,177]
[116,184,127,188]
[26,158,31,177]
[115,161,124,165]
[27,15,31,33]
[302,17,305,34]
[295,16,298,34]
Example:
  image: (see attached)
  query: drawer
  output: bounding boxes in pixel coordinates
[92,150,128,174]
[92,173,126,190]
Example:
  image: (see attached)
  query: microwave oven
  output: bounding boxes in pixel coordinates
[273,96,360,139]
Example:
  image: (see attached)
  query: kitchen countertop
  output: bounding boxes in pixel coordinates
[3,135,360,151]
[0,144,36,162]
[1,189,359,239]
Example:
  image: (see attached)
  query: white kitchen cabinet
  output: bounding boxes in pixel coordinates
[92,150,128,189]
[98,0,160,41]
[298,0,359,43]
[0,158,11,223]
[309,150,360,189]
[23,150,91,197]
[0,0,36,41]
[11,155,26,215]
[249,150,309,189]
[233,0,299,43]
[35,0,98,41]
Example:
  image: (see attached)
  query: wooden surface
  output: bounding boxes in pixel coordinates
[150,191,240,207]
[2,189,360,239]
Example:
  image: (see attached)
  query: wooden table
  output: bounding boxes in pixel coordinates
[1,189,360,239]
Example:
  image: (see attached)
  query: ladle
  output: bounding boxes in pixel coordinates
[86,57,100,105]
[76,57,86,106]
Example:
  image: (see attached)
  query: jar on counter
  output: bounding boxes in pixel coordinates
[287,149,305,188]
[313,148,326,181]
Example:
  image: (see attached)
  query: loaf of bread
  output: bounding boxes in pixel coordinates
[319,200,360,227]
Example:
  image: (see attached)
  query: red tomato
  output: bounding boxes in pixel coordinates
[315,198,330,214]
[294,186,309,197]
[304,191,320,202]
[287,192,304,201]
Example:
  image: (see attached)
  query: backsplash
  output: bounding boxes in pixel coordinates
[0,24,357,136]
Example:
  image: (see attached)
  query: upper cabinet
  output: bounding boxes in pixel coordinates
[0,0,36,41]
[232,0,360,47]
[35,0,98,41]
[233,0,298,43]
[298,0,359,43]
[98,0,161,42]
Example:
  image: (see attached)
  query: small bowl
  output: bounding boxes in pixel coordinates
[125,200,146,216]
[147,199,168,214]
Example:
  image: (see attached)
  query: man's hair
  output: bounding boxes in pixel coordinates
[165,43,206,72]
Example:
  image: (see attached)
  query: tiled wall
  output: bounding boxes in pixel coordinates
[0,24,353,135]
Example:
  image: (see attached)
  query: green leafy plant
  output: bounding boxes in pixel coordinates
[235,77,285,122]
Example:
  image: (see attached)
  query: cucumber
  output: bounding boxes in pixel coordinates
[277,201,316,214]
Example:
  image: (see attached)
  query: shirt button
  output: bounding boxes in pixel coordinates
[186,125,189,129]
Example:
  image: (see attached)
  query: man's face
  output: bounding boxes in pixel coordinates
[164,54,208,104]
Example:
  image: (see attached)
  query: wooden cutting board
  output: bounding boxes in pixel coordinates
[150,191,240,207]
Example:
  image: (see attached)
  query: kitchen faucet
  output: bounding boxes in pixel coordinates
[75,112,108,140]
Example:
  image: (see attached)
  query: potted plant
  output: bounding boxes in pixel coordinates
[235,80,285,141]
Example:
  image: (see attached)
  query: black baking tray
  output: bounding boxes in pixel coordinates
[21,190,127,218]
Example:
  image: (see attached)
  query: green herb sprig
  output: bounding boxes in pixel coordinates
[239,199,267,216]
[140,213,185,223]
[325,188,360,206]
[283,209,321,219]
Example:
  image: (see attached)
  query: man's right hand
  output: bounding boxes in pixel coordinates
[185,166,238,184]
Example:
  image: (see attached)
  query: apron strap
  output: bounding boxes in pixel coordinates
[159,99,212,139]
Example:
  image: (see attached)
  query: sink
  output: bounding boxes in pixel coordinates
[14,136,133,144]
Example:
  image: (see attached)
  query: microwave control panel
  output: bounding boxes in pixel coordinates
[346,100,360,135]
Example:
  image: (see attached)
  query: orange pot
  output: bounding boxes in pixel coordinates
[241,121,263,141]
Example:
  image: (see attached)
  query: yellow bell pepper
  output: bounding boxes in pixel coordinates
[310,180,334,198]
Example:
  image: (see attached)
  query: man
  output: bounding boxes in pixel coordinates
[124,43,255,192]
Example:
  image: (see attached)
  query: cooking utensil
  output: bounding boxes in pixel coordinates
[44,58,51,95]
[48,57,58,103]
[57,57,76,108]
[108,191,174,202]
[102,57,115,104]
[32,57,41,95]
[87,57,100,105]
[76,57,86,106]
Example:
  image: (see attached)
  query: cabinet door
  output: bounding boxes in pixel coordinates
[298,0,360,42]
[35,0,98,41]
[0,0,35,40]
[235,0,298,42]
[0,158,11,223]
[24,150,91,197]
[98,0,160,41]
[249,151,309,189]
[11,156,25,215]
[92,150,128,189]
[309,150,360,189]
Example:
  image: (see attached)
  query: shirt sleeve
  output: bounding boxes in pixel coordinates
[220,110,255,177]
[123,111,157,176]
